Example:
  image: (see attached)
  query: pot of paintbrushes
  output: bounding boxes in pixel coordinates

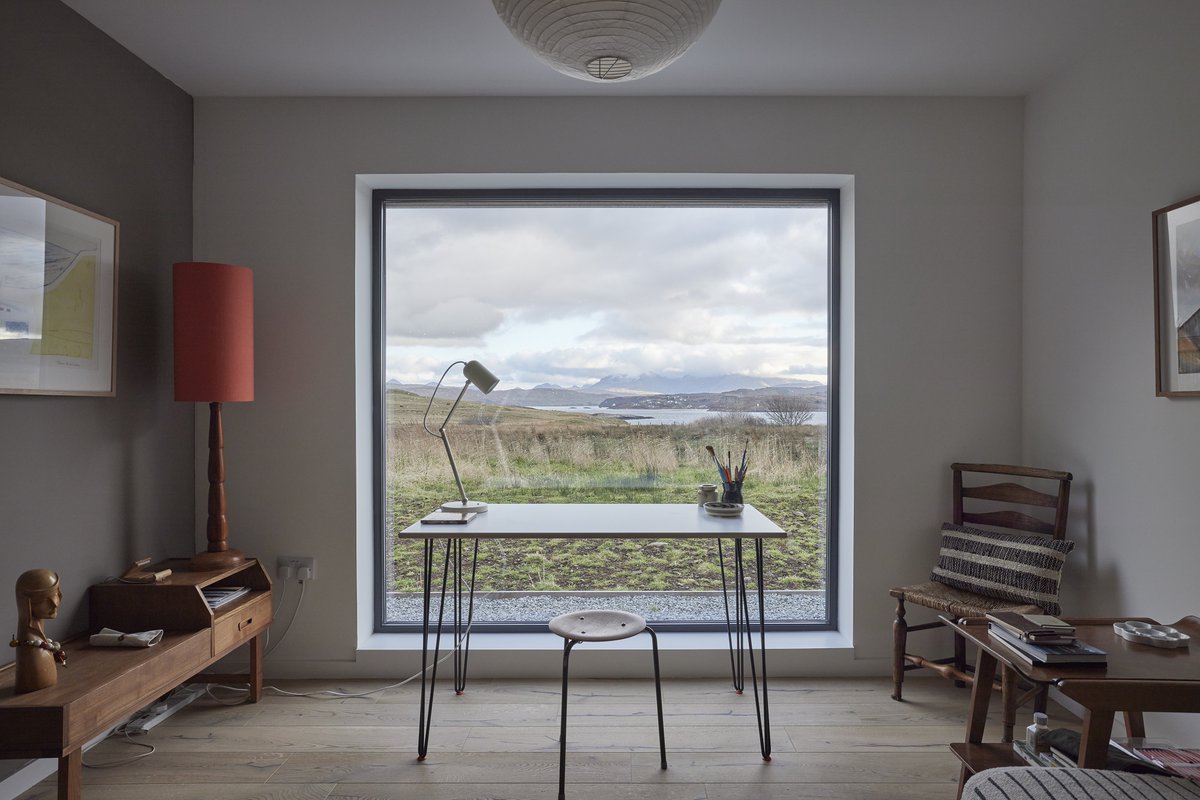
[705,444,748,505]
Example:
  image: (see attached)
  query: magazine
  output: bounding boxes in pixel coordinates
[201,586,250,609]
[989,625,1107,665]
[1135,746,1200,784]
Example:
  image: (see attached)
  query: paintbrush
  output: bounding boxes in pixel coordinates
[705,444,727,481]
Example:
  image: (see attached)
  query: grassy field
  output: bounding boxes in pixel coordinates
[385,391,828,594]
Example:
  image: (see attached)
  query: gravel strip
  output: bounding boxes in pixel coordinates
[386,591,826,624]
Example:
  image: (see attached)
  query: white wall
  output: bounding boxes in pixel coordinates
[193,96,1024,677]
[1023,5,1200,739]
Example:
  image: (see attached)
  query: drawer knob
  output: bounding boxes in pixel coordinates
[238,617,253,631]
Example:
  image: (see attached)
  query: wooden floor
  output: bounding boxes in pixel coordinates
[17,675,1079,799]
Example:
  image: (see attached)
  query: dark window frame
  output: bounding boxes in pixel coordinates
[373,187,841,634]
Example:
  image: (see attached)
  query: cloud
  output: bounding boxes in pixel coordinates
[383,204,831,385]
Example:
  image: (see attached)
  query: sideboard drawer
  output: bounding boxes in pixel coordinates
[212,592,272,656]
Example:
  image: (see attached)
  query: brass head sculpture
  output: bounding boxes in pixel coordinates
[11,569,66,693]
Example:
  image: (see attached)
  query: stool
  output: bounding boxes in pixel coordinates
[549,609,667,800]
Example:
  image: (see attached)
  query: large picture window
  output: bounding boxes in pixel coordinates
[374,189,838,632]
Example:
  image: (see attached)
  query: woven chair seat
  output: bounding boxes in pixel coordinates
[889,581,1043,617]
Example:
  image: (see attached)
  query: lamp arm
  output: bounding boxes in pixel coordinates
[421,360,466,437]
[438,381,472,505]
[439,428,470,506]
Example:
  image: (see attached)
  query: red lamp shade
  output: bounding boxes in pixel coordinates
[173,262,254,402]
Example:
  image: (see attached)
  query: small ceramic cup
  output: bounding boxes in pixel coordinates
[698,483,719,506]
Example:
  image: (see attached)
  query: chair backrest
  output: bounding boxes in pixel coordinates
[951,463,1073,540]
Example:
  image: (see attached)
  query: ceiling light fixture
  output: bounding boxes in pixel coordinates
[492,0,722,83]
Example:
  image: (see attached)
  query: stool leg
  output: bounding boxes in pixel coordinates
[645,627,667,770]
[559,639,576,800]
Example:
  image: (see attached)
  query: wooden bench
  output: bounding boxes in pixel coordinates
[0,559,271,800]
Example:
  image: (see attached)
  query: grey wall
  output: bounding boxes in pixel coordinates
[0,2,194,638]
[193,95,1025,676]
[1023,3,1200,739]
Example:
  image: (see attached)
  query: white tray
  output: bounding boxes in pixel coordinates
[1113,621,1190,648]
[703,502,744,518]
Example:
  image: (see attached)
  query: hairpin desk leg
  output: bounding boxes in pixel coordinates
[453,538,479,694]
[733,537,772,761]
[718,539,745,693]
[416,538,452,760]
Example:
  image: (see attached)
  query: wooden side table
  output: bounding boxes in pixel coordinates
[946,615,1200,798]
[0,558,272,800]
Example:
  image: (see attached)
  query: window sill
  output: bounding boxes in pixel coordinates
[359,629,852,653]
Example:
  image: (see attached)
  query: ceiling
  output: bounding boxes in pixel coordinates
[62,0,1137,98]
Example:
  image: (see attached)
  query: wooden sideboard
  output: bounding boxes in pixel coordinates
[0,559,272,800]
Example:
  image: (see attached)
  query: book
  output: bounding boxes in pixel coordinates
[420,511,478,525]
[989,624,1107,665]
[1135,746,1200,783]
[1013,739,1067,768]
[986,611,1076,642]
[201,586,250,609]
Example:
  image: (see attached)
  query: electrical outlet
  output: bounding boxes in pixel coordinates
[277,556,316,582]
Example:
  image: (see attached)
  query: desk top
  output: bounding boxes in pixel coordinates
[398,503,787,539]
[946,616,1200,685]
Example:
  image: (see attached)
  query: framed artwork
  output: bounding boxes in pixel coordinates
[0,177,118,396]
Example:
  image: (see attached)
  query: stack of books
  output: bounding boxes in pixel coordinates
[986,611,1107,666]
[201,586,250,609]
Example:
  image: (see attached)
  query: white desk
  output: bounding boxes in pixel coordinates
[403,502,786,539]
[399,503,787,761]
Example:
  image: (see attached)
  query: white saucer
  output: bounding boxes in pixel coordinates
[704,502,744,518]
[1113,621,1190,648]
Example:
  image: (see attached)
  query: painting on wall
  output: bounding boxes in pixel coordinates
[1154,194,1200,397]
[0,177,118,396]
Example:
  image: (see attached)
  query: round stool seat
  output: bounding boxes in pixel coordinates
[549,609,646,642]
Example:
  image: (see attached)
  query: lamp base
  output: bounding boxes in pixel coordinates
[441,500,488,513]
[191,547,246,572]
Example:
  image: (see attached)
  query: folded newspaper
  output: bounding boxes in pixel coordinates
[89,627,164,647]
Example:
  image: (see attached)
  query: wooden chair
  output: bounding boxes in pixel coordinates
[890,463,1072,727]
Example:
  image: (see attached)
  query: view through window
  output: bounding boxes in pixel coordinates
[376,190,837,631]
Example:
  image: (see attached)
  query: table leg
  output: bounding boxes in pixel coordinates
[733,538,772,760]
[965,647,997,744]
[1124,710,1146,739]
[453,538,479,695]
[416,538,453,760]
[718,538,744,693]
[57,748,80,800]
[247,632,264,703]
[1079,709,1116,768]
[956,646,997,800]
[1001,666,1016,743]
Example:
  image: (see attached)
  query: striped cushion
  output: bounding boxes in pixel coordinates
[964,767,1200,799]
[930,523,1074,615]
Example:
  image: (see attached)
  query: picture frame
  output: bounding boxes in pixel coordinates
[0,177,118,396]
[1154,193,1200,397]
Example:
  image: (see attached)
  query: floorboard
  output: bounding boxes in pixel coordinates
[13,676,1073,799]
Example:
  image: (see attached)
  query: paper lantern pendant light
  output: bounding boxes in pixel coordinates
[492,0,722,83]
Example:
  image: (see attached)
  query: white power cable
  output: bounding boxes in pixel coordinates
[202,586,494,702]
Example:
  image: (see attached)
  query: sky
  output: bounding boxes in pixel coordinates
[385,204,829,389]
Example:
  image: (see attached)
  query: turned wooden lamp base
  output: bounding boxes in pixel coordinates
[191,547,246,572]
[189,401,245,573]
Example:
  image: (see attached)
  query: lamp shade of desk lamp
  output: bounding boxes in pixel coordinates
[423,360,499,512]
[173,262,254,572]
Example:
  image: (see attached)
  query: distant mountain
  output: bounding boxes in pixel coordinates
[588,373,822,395]
[386,381,610,407]
[601,385,827,412]
[385,372,826,409]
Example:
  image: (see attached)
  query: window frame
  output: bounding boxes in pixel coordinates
[372,187,841,634]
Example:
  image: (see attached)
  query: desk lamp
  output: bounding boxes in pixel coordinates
[423,360,499,512]
[173,262,254,571]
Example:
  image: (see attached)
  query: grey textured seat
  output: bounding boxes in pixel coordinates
[964,767,1200,799]
[549,609,666,800]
